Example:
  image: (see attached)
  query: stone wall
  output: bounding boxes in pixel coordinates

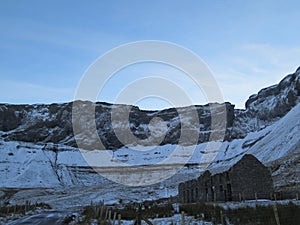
[178,154,274,203]
[230,154,274,200]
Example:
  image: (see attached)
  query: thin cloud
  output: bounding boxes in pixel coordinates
[0,17,126,53]
[0,80,73,104]
[210,44,300,108]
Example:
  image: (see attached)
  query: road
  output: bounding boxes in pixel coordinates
[4,210,75,225]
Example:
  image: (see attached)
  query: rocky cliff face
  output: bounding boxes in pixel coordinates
[230,67,300,139]
[0,68,300,150]
[0,102,235,150]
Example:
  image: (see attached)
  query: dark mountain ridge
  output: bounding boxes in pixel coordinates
[0,67,299,150]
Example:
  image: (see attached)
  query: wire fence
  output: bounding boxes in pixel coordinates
[1,199,299,225]
[80,200,300,225]
[180,201,300,225]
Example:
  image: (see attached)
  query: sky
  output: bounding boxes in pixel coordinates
[0,0,300,109]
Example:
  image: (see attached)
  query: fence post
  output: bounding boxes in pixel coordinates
[296,193,299,201]
[255,193,258,201]
[97,206,103,224]
[105,208,108,221]
[273,204,280,225]
[100,206,103,221]
[181,211,185,225]
[112,212,116,225]
[95,206,99,217]
[220,210,224,225]
[108,210,112,223]
[239,193,242,202]
[274,193,277,201]
[118,214,121,225]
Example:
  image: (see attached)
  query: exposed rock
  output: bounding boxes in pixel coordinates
[0,101,235,150]
[0,67,300,150]
[231,67,300,139]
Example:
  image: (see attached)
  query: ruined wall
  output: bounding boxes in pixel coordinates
[230,154,274,200]
[178,154,274,203]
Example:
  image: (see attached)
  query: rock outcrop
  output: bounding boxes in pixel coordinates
[0,67,300,150]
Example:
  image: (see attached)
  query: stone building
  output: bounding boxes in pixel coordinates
[178,154,274,203]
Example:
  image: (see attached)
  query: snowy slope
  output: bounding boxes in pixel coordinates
[209,103,300,169]
[231,67,300,138]
[0,68,300,207]
[1,102,299,189]
[1,99,299,208]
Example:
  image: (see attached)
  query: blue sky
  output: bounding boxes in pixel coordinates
[0,0,300,109]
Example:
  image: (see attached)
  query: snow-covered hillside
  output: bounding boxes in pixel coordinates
[1,101,299,187]
[0,102,299,208]
[0,67,300,207]
[231,67,300,138]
